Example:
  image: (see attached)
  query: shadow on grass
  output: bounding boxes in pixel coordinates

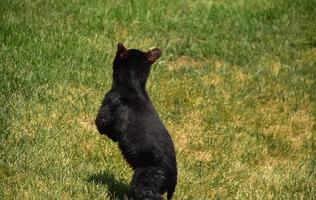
[87,171,129,200]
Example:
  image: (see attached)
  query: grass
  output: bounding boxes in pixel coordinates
[1,0,315,199]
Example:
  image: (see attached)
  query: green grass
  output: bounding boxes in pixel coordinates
[1,0,315,199]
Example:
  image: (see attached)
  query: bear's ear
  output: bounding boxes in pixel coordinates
[116,42,127,59]
[146,48,162,64]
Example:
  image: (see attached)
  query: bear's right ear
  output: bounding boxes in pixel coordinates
[146,48,162,65]
[116,43,127,59]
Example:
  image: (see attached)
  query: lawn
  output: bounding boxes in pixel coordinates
[1,0,315,199]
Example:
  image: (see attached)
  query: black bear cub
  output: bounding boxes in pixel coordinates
[95,43,177,200]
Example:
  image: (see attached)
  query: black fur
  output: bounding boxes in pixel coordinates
[95,43,177,200]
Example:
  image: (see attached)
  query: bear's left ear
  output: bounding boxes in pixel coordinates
[146,48,162,64]
[116,42,127,59]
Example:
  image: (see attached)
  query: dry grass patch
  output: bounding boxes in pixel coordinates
[297,48,316,67]
[189,150,212,162]
[202,58,250,89]
[79,136,99,155]
[167,56,204,70]
[233,68,251,84]
[114,25,129,41]
[235,158,301,199]
[167,110,214,162]
[201,73,222,86]
[168,110,204,151]
[259,156,294,171]
[268,58,282,76]
[260,55,283,76]
[259,100,314,149]
[270,60,282,76]
[79,116,96,132]
[238,156,303,197]
[213,59,230,69]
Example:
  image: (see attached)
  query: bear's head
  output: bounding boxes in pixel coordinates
[112,43,161,88]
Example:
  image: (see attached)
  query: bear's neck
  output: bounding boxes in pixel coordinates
[112,73,148,95]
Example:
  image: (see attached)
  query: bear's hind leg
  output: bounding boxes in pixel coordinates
[128,167,165,200]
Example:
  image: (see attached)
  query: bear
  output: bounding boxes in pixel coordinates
[95,43,177,200]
